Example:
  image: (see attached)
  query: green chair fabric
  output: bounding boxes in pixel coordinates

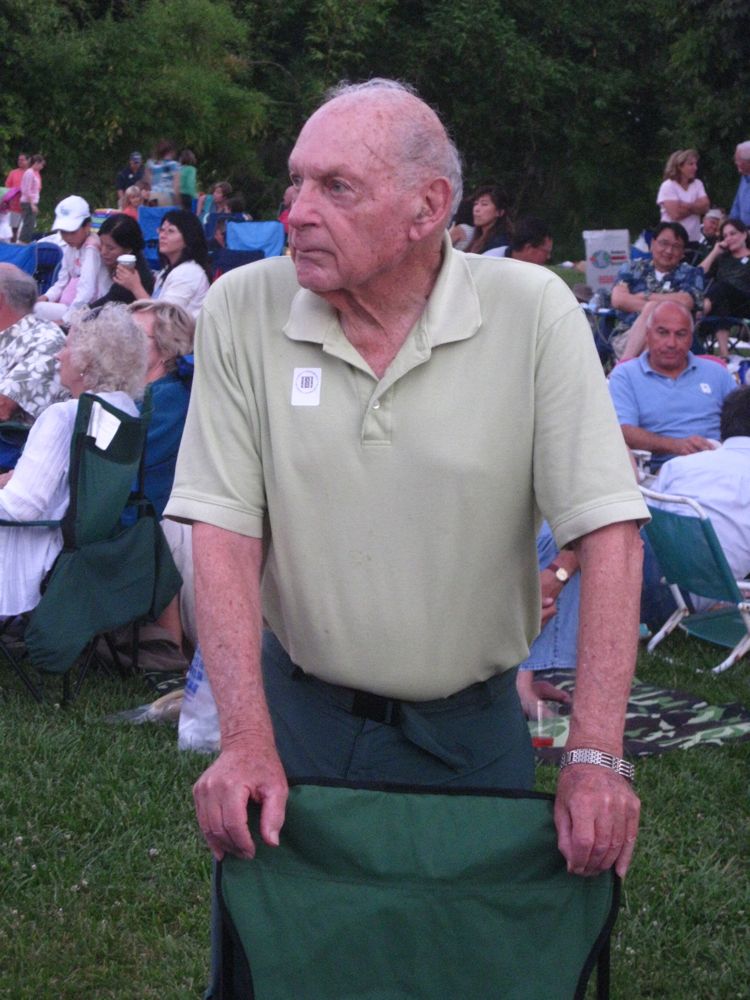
[0,391,182,699]
[641,487,750,674]
[218,781,618,1000]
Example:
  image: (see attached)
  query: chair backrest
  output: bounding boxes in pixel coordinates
[0,242,36,274]
[226,220,285,257]
[218,781,618,1000]
[33,243,63,294]
[641,488,744,604]
[211,247,264,275]
[137,206,174,269]
[62,391,150,548]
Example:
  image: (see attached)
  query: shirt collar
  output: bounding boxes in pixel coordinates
[639,351,697,376]
[283,232,482,355]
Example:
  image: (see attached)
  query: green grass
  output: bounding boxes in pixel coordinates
[2,636,749,999]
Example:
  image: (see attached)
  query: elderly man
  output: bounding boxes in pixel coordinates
[482,216,553,265]
[0,264,68,433]
[167,80,646,889]
[730,141,750,226]
[609,221,704,360]
[609,301,735,469]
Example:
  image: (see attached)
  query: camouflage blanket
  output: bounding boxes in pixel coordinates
[529,669,750,763]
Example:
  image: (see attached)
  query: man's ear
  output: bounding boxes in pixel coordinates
[409,177,453,241]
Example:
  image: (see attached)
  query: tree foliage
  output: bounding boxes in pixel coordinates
[1,0,747,252]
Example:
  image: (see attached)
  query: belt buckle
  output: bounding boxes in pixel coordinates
[351,689,400,725]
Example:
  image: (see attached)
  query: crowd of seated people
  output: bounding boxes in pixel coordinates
[4,135,750,696]
[0,305,147,617]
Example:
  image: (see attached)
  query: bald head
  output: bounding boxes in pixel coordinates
[0,263,38,319]
[646,300,694,334]
[735,141,750,175]
[315,79,462,217]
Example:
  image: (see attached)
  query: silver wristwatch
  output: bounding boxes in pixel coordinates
[559,748,635,782]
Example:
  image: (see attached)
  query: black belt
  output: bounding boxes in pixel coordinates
[289,663,514,727]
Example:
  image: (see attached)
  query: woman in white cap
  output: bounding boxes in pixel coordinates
[35,195,109,326]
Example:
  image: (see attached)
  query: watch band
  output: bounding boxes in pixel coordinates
[548,560,570,585]
[559,748,635,782]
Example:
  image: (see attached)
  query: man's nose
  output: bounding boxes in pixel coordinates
[288,184,316,227]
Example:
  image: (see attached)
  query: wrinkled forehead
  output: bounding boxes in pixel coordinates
[292,98,401,172]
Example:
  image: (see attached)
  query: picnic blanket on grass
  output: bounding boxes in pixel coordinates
[530,670,750,762]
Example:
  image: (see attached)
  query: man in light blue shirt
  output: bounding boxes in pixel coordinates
[654,386,750,586]
[730,141,750,226]
[608,301,736,468]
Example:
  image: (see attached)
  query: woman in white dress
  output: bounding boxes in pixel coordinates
[116,209,211,320]
[0,305,148,617]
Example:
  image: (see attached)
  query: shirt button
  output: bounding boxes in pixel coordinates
[372,401,380,410]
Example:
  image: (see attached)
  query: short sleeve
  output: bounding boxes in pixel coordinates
[607,364,639,426]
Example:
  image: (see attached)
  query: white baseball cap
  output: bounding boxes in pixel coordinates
[52,195,91,232]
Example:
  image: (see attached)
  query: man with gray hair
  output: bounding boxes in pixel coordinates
[0,264,69,465]
[730,141,750,225]
[167,79,647,887]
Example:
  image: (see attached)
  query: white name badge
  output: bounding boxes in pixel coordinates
[291,367,322,406]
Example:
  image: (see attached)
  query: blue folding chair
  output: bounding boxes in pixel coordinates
[34,243,63,294]
[0,242,36,275]
[137,206,174,270]
[226,221,285,258]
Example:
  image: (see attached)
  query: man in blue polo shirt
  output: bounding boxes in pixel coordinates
[608,300,736,468]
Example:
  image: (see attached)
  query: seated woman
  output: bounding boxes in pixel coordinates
[128,300,195,517]
[34,196,109,325]
[126,301,196,658]
[463,185,512,255]
[116,209,211,320]
[0,305,148,617]
[91,213,154,309]
[700,217,750,359]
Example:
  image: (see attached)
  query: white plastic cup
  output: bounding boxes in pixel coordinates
[116,253,136,269]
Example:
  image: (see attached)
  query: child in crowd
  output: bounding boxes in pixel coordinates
[35,196,108,325]
[179,150,198,211]
[121,185,144,220]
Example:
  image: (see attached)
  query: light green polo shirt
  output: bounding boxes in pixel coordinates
[166,239,647,700]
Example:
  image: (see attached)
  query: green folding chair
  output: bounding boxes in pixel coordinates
[640,486,750,674]
[0,391,182,701]
[218,781,619,1000]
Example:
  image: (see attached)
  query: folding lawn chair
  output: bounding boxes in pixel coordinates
[226,221,285,258]
[33,242,63,294]
[0,391,182,701]
[640,486,750,674]
[138,205,174,270]
[211,247,264,276]
[217,781,619,1000]
[0,242,36,274]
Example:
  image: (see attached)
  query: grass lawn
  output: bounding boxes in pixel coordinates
[2,635,749,999]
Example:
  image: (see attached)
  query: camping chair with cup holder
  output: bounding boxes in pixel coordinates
[0,390,182,702]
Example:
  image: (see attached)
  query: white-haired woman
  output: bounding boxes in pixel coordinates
[128,300,195,517]
[0,305,148,616]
